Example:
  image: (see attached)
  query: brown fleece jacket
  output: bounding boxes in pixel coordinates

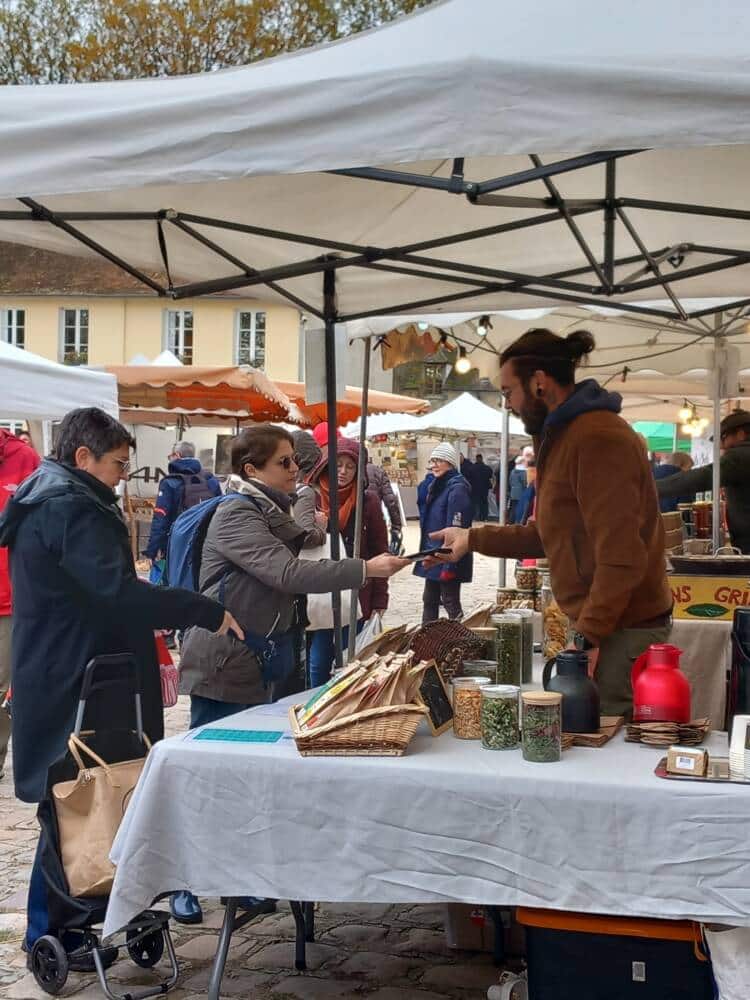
[470,410,671,644]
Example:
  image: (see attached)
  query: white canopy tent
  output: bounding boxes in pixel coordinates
[416,392,526,439]
[2,0,750,660]
[0,340,118,421]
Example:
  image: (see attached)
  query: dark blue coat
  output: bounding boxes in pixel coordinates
[0,459,224,802]
[144,458,221,559]
[414,468,474,582]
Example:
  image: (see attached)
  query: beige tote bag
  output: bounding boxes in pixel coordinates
[52,733,150,898]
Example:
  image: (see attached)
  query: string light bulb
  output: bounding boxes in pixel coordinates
[678,401,693,423]
[476,314,492,338]
[454,346,471,374]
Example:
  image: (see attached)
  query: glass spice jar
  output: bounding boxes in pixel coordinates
[521,691,562,762]
[495,587,518,611]
[462,659,497,684]
[481,685,520,750]
[469,627,497,662]
[507,609,534,684]
[515,567,538,591]
[491,613,523,686]
[452,676,491,739]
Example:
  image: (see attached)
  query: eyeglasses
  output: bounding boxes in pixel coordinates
[277,455,298,470]
[112,458,131,474]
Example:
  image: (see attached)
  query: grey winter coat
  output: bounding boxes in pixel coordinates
[294,482,326,548]
[367,463,402,531]
[180,477,366,704]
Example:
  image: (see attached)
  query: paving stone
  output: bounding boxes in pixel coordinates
[0,888,26,912]
[336,951,417,983]
[245,941,338,973]
[0,912,25,937]
[392,904,447,930]
[367,989,452,1000]
[182,966,275,994]
[271,976,364,998]
[175,933,221,961]
[319,902,395,922]
[320,922,389,949]
[391,927,452,956]
[421,961,499,992]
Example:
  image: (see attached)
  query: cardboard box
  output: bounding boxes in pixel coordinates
[443,904,526,957]
[669,574,750,620]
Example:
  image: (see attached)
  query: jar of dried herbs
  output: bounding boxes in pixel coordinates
[481,685,520,750]
[507,609,534,684]
[452,676,491,739]
[462,659,497,683]
[469,627,497,661]
[490,614,523,686]
[521,691,562,762]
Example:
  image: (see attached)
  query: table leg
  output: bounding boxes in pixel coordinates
[207,898,238,1000]
[289,901,307,970]
[303,901,315,942]
[486,906,506,968]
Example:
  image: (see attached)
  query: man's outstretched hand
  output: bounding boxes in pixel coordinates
[423,527,470,569]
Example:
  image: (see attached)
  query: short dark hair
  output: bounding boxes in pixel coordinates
[231,424,294,477]
[500,327,595,387]
[54,408,135,465]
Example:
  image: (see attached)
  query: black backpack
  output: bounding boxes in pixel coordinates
[175,470,216,513]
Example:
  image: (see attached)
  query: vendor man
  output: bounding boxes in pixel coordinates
[427,327,673,719]
[656,408,750,554]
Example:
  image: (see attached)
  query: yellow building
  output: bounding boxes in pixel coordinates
[0,242,302,378]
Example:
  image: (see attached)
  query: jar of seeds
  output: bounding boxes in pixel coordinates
[490,614,523,686]
[462,659,497,683]
[452,676,491,739]
[507,609,534,684]
[481,685,520,750]
[469,627,497,661]
[495,587,518,611]
[521,691,562,762]
[515,567,538,591]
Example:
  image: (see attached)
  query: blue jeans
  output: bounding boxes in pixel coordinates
[190,696,252,729]
[307,622,363,688]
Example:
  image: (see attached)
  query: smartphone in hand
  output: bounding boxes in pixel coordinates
[405,547,452,562]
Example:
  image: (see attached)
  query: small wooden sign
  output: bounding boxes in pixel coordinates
[418,661,454,736]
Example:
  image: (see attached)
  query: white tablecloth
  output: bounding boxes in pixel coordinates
[104,701,750,938]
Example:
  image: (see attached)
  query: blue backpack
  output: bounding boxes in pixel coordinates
[165,493,253,591]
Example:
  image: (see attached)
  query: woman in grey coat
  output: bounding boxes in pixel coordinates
[180,424,406,724]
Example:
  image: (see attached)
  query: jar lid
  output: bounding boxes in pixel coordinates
[462,659,496,668]
[522,690,562,705]
[482,684,520,698]
[490,613,523,624]
[505,607,534,618]
[452,675,492,688]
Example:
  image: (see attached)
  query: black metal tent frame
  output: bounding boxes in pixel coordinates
[7,146,750,664]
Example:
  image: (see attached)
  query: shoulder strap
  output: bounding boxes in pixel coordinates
[198,492,265,595]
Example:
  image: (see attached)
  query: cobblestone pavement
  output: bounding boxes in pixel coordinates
[0,525,512,999]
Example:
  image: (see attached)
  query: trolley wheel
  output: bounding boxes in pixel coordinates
[31,935,69,996]
[126,923,165,968]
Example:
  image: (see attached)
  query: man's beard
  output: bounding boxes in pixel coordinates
[517,390,549,436]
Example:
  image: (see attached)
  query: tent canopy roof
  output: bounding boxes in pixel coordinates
[0,340,118,420]
[0,2,748,325]
[417,392,526,438]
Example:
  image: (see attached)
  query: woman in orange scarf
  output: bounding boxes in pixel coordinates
[307,437,389,685]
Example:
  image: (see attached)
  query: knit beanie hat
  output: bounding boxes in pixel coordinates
[429,442,459,467]
[291,430,321,475]
[312,422,343,447]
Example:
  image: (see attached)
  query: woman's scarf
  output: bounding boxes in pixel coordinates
[319,474,357,531]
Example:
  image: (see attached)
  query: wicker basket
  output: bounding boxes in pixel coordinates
[289,703,428,757]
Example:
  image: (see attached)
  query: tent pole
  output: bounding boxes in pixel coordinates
[712,329,723,552]
[324,266,344,672]
[498,399,510,588]
[348,336,372,659]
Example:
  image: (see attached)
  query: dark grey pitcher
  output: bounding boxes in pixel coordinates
[542,650,600,734]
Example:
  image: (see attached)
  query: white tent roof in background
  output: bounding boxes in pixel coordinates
[0,341,118,420]
[417,393,526,438]
[342,412,424,439]
[0,0,749,320]
[151,350,184,366]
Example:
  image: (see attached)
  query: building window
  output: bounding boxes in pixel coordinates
[164,309,193,364]
[59,308,89,365]
[1,308,25,349]
[235,310,266,369]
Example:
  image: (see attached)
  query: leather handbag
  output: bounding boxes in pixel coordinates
[52,732,150,898]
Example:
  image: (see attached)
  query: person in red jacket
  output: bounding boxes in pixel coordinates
[0,430,40,779]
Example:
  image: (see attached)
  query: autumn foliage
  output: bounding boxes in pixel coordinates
[0,0,430,83]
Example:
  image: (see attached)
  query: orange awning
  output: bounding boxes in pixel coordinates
[276,382,429,427]
[109,365,295,423]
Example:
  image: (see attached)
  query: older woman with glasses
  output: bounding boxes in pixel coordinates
[413,442,474,622]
